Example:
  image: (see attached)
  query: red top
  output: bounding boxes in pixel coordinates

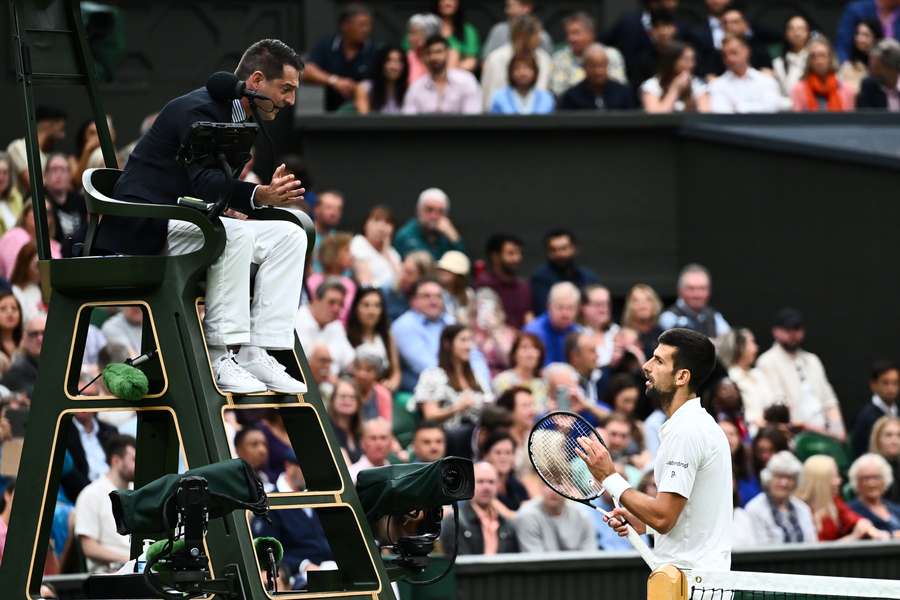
[818,496,862,541]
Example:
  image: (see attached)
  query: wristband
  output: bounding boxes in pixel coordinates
[328,74,338,86]
[602,472,632,506]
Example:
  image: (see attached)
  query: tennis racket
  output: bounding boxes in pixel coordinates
[528,411,659,569]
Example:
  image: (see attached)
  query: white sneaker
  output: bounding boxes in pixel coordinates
[214,351,267,394]
[240,352,308,394]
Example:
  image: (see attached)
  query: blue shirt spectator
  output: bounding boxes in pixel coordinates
[391,279,452,391]
[835,0,900,63]
[490,87,555,114]
[523,282,582,366]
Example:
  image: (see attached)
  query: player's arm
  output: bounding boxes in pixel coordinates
[617,489,687,534]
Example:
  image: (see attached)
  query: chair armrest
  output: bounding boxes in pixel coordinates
[250,206,316,265]
[93,197,223,250]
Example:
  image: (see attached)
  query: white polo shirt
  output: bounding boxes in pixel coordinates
[653,398,732,572]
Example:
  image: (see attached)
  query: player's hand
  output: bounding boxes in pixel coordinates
[605,507,645,536]
[575,434,616,482]
[256,163,305,206]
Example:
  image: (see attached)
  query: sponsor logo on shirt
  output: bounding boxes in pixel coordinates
[666,460,689,469]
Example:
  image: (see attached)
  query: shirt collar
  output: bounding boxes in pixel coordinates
[660,397,702,434]
[231,99,246,123]
[73,416,97,436]
[873,394,899,416]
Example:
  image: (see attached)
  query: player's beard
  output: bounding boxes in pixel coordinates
[646,379,676,412]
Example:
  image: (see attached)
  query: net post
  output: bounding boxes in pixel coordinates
[647,564,687,600]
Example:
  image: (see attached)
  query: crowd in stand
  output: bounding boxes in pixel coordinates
[303,0,900,115]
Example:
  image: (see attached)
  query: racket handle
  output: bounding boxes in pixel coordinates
[598,507,659,570]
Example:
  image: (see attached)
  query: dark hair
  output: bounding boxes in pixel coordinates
[415,419,445,436]
[564,330,588,362]
[328,378,363,441]
[370,45,409,111]
[851,18,884,64]
[722,33,749,49]
[9,241,36,288]
[339,2,371,24]
[235,39,303,80]
[780,14,812,61]
[657,328,716,394]
[346,287,396,374]
[35,105,67,123]
[411,275,442,297]
[361,204,397,238]
[649,8,676,28]
[424,34,450,50]
[234,426,265,450]
[0,477,15,513]
[751,425,790,479]
[495,385,533,413]
[0,292,23,348]
[485,232,523,257]
[543,228,576,248]
[479,430,516,458]
[507,51,539,89]
[604,373,640,410]
[871,359,899,382]
[438,324,479,391]
[657,41,696,108]
[510,332,545,378]
[432,0,465,38]
[314,277,348,300]
[104,434,136,465]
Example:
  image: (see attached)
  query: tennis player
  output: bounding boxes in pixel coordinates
[576,328,732,571]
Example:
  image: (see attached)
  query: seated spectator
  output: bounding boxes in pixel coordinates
[394,187,465,260]
[303,3,376,112]
[628,8,680,90]
[856,38,900,109]
[412,325,490,427]
[346,287,401,391]
[433,0,480,72]
[686,0,729,79]
[71,116,118,187]
[445,402,513,460]
[581,285,619,368]
[402,35,481,114]
[718,8,774,75]
[524,282,582,366]
[641,41,711,113]
[530,228,599,313]
[745,450,818,544]
[604,412,648,483]
[306,234,356,323]
[73,434,135,573]
[838,19,883,94]
[481,431,530,520]
[869,416,900,502]
[797,454,888,541]
[6,105,66,195]
[719,328,780,433]
[235,427,274,492]
[721,418,759,506]
[550,11,627,98]
[751,425,791,483]
[707,377,748,434]
[0,478,13,560]
[773,15,812,103]
[835,0,900,64]
[437,250,473,324]
[351,353,393,423]
[604,0,683,77]
[62,411,118,502]
[1,313,46,397]
[349,417,392,482]
[483,0,553,59]
[515,485,595,552]
[405,14,443,84]
[0,200,62,277]
[494,385,537,462]
[392,278,452,391]
[440,461,520,555]
[0,292,21,368]
[257,410,294,484]
[100,306,143,356]
[312,190,344,272]
[0,153,23,236]
[470,287,516,375]
[659,263,730,338]
[410,420,447,462]
[489,52,555,114]
[384,250,433,322]
[848,453,900,536]
[604,373,641,419]
[557,44,638,110]
[709,35,781,113]
[852,361,899,458]
[295,279,356,375]
[565,331,612,425]
[493,332,549,409]
[43,153,85,257]
[10,242,43,322]
[482,15,552,111]
[351,205,402,290]
[622,283,664,360]
[732,480,758,547]
[328,377,363,464]
[354,45,408,115]
[756,308,846,441]
[308,344,336,402]
[543,361,592,418]
[791,37,855,111]
[475,233,531,328]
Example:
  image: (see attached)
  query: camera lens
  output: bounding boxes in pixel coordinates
[442,465,462,494]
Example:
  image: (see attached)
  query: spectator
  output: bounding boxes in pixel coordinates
[481,432,530,520]
[838,19,883,94]
[0,292,22,367]
[557,44,638,110]
[869,416,900,502]
[351,205,402,290]
[551,12,627,97]
[403,35,482,114]
[690,0,732,78]
[71,116,118,188]
[101,306,143,355]
[346,287,401,391]
[433,0,480,72]
[744,450,818,544]
[709,35,781,113]
[392,277,452,391]
[718,9,774,74]
[349,417,392,482]
[308,344,336,405]
[515,485,595,552]
[304,3,376,112]
[756,308,846,441]
[773,16,813,103]
[482,16,553,111]
[731,481,758,547]
[580,285,618,368]
[355,45,409,114]
[852,361,899,458]
[604,0,682,76]
[394,187,465,260]
[311,190,344,273]
[437,250,473,324]
[475,232,532,328]
[848,453,900,535]
[530,229,599,314]
[9,242,43,323]
[751,425,791,482]
[307,233,356,323]
[295,279,356,375]
[604,412,648,484]
[329,378,363,464]
[440,461,520,555]
[0,200,63,277]
[718,328,780,432]
[489,52,555,114]
[470,287,516,376]
[605,373,641,418]
[43,153,85,257]
[1,312,45,397]
[524,282,582,366]
[385,251,433,322]
[73,434,135,572]
[641,41,711,113]
[410,420,447,462]
[412,324,490,427]
[62,409,118,502]
[6,105,66,194]
[659,267,727,339]
[791,37,855,111]
[406,14,443,85]
[622,283,664,361]
[721,418,759,506]
[257,410,293,484]
[495,385,536,456]
[493,333,549,409]
[856,38,900,109]
[0,478,13,560]
[628,8,680,90]
[352,353,393,423]
[483,0,553,58]
[0,153,23,236]
[235,427,274,492]
[796,454,888,541]
[565,331,612,424]
[835,0,900,64]
[446,403,513,460]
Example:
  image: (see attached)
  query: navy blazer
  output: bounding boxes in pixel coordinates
[94,87,256,255]
[856,76,892,110]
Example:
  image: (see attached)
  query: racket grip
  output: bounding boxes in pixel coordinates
[624,524,658,570]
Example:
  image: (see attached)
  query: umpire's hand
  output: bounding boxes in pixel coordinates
[255,163,305,206]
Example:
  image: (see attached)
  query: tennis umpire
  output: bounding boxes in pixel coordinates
[577,328,732,571]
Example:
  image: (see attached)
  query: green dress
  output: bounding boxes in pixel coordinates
[403,22,481,58]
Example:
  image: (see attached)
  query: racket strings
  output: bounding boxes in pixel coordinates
[529,414,605,501]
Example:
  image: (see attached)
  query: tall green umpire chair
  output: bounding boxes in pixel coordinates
[4,1,395,598]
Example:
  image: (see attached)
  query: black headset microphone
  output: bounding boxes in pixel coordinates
[205,71,277,168]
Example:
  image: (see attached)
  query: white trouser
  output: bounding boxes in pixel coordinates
[167,216,307,350]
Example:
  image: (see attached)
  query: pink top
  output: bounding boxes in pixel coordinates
[305,273,357,324]
[0,227,62,279]
[407,50,428,85]
[790,80,856,112]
